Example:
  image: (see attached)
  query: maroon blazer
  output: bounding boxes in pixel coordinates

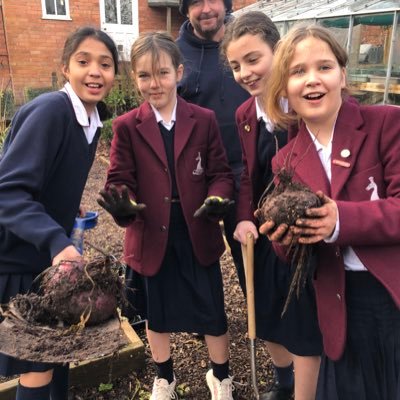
[235,97,259,224]
[272,99,400,360]
[106,96,233,276]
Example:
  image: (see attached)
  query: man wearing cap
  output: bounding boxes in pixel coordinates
[176,0,250,297]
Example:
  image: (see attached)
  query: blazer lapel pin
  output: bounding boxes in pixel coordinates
[244,124,251,133]
[333,159,351,168]
[340,149,351,158]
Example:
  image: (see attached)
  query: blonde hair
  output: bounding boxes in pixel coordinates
[265,24,349,129]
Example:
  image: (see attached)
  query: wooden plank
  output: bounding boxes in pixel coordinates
[0,320,145,400]
[352,82,400,94]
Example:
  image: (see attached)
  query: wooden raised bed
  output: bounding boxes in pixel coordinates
[0,320,145,400]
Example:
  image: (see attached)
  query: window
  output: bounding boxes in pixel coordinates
[104,0,133,25]
[41,0,71,20]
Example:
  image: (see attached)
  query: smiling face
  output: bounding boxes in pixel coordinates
[187,0,226,41]
[286,36,346,134]
[226,33,274,97]
[62,37,115,114]
[134,50,183,120]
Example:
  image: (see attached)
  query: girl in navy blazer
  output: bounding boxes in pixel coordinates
[98,32,235,400]
[220,12,322,400]
[263,24,400,400]
[0,27,117,400]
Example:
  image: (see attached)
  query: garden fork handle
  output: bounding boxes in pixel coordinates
[244,232,256,340]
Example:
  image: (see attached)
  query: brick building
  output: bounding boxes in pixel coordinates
[0,0,255,106]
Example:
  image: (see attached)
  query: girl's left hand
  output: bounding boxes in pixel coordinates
[53,245,83,266]
[293,191,338,244]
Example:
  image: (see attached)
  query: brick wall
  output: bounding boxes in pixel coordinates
[0,6,11,92]
[139,5,185,38]
[3,0,100,105]
[3,0,256,105]
[140,0,257,39]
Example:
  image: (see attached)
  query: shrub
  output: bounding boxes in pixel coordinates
[24,87,54,102]
[101,118,114,144]
[0,90,14,151]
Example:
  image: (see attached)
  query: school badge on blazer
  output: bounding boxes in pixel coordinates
[192,151,204,176]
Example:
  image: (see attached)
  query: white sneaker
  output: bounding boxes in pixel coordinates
[150,377,177,399]
[206,369,234,400]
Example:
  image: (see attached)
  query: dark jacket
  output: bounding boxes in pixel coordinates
[272,100,400,360]
[0,91,99,274]
[176,19,250,181]
[106,96,233,276]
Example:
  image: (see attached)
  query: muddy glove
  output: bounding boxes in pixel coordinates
[194,196,234,219]
[97,184,146,217]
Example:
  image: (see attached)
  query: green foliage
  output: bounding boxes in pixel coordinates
[98,382,113,392]
[101,118,114,144]
[24,87,54,102]
[0,90,15,121]
[0,90,14,151]
[104,61,140,117]
[177,382,191,398]
[104,86,139,117]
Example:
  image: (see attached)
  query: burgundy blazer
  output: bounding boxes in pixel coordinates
[272,99,400,360]
[106,96,233,276]
[235,97,259,223]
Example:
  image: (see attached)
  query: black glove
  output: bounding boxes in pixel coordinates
[97,185,146,217]
[194,196,235,219]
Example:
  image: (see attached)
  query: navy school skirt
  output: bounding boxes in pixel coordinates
[0,273,62,376]
[254,235,322,356]
[316,271,400,400]
[125,203,228,337]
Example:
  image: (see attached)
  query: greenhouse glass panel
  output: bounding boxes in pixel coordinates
[346,13,398,104]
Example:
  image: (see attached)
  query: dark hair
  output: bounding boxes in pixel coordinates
[130,31,183,73]
[220,11,280,60]
[179,0,232,16]
[62,26,119,74]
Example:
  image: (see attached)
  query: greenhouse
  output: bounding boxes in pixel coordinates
[235,0,400,105]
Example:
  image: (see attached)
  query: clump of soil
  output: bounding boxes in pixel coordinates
[0,257,129,363]
[257,170,321,226]
[257,170,321,315]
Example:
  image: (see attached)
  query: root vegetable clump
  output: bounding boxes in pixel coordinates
[37,257,124,326]
[257,170,321,315]
[0,257,129,363]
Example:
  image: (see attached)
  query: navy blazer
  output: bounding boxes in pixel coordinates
[106,96,233,276]
[272,99,400,360]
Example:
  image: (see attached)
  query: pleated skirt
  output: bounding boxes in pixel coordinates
[124,204,228,337]
[316,271,400,400]
[254,235,323,356]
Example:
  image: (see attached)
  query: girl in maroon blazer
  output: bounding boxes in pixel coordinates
[263,24,400,400]
[98,32,235,400]
[220,12,322,400]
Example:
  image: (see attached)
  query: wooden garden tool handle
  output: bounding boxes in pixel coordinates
[242,232,256,340]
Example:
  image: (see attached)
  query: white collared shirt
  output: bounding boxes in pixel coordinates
[150,101,177,131]
[307,126,367,271]
[60,82,102,144]
[255,97,288,132]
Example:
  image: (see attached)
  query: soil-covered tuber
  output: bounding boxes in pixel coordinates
[257,170,321,315]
